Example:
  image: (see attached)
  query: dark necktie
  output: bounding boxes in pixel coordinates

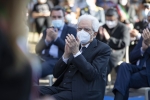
[82,47,86,53]
[139,53,149,68]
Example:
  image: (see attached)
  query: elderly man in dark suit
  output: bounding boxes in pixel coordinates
[96,8,130,74]
[35,6,76,78]
[39,14,111,100]
[113,28,150,100]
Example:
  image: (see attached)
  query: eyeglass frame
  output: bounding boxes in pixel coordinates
[77,27,94,33]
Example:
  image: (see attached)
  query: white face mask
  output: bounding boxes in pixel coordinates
[106,20,117,29]
[142,9,149,19]
[51,19,64,28]
[119,0,128,6]
[77,30,92,44]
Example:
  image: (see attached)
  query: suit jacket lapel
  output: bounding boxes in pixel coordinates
[60,24,68,39]
[82,39,97,59]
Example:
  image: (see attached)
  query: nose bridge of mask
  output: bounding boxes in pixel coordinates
[107,21,113,25]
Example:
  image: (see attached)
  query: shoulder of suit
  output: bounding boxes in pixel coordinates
[66,25,76,30]
[118,22,127,28]
[96,39,111,50]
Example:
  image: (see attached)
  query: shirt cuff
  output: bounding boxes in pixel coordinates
[73,51,81,58]
[136,33,141,40]
[62,56,69,64]
[140,47,145,56]
[45,39,51,46]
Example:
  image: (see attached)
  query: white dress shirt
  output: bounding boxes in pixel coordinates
[136,47,146,67]
[63,43,90,64]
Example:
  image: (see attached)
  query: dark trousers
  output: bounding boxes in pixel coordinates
[41,58,59,78]
[113,62,149,100]
[39,86,72,100]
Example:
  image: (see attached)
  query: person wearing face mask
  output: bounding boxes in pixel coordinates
[38,14,111,100]
[32,0,53,36]
[113,29,150,100]
[115,0,138,24]
[130,8,150,53]
[35,6,77,78]
[96,8,130,75]
[80,0,105,26]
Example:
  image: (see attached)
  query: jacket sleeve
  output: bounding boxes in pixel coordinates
[129,37,143,64]
[108,25,130,50]
[53,58,68,78]
[35,30,50,54]
[72,45,111,81]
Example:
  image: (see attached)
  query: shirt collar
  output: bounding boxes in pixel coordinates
[59,23,65,31]
[81,43,90,48]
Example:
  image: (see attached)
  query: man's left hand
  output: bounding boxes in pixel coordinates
[143,28,150,47]
[66,34,80,55]
[103,28,110,40]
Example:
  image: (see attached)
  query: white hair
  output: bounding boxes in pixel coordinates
[77,14,100,32]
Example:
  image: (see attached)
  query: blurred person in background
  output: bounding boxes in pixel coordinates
[38,14,111,100]
[51,0,59,6]
[35,6,76,78]
[129,4,150,52]
[32,0,53,37]
[96,0,117,11]
[113,28,150,100]
[137,0,150,21]
[73,0,88,19]
[80,0,105,26]
[59,0,78,27]
[28,0,54,32]
[0,0,35,100]
[116,0,138,25]
[96,8,130,75]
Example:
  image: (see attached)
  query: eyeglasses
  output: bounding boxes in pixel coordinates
[77,27,93,32]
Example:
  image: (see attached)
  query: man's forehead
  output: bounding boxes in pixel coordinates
[78,20,92,27]
[106,16,117,20]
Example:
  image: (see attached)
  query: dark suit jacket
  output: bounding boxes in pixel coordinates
[52,39,111,100]
[35,24,77,60]
[130,37,150,85]
[96,21,130,62]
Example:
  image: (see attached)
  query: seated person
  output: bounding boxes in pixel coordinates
[35,6,77,78]
[80,0,105,26]
[96,8,130,74]
[113,28,150,100]
[130,7,150,52]
[38,14,111,100]
[32,0,52,35]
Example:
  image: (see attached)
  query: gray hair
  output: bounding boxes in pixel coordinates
[77,14,100,32]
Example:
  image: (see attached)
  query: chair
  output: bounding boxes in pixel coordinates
[107,46,129,90]
[39,75,54,86]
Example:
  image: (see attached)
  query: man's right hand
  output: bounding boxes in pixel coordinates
[63,39,72,59]
[45,28,58,42]
[142,28,150,51]
[130,29,139,37]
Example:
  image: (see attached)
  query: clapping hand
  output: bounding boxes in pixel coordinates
[99,27,110,40]
[142,28,150,51]
[46,28,58,42]
[65,34,80,55]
